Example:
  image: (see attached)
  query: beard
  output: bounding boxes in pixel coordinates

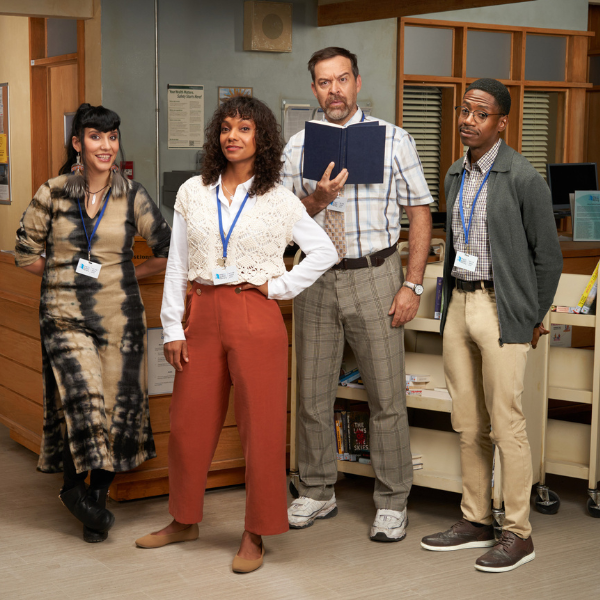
[324,95,353,122]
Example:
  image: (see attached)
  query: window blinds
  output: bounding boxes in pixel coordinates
[402,86,442,214]
[522,91,550,180]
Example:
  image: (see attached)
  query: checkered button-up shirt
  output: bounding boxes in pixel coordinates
[282,108,433,259]
[451,139,501,281]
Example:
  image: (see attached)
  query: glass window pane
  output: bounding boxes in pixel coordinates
[404,27,453,77]
[467,31,511,80]
[590,56,600,87]
[525,35,566,81]
[47,18,78,58]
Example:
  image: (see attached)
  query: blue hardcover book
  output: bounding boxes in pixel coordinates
[434,277,443,320]
[303,120,386,184]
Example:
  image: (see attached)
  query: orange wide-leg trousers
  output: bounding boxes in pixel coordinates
[167,283,289,536]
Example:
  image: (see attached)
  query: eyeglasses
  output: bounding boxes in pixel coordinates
[455,106,505,124]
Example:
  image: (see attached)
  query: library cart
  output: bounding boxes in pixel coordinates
[537,273,600,517]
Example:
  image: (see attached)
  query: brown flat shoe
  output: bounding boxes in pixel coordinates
[232,542,265,573]
[135,523,199,548]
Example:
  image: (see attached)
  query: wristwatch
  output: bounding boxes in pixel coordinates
[403,281,424,296]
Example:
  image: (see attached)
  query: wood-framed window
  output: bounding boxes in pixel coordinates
[396,18,593,212]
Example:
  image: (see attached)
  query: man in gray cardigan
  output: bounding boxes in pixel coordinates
[420,79,562,572]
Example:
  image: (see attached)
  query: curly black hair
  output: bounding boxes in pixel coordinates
[202,96,283,197]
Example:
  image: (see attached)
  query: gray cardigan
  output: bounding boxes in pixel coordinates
[440,139,563,344]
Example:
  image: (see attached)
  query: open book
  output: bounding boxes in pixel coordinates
[303,119,386,185]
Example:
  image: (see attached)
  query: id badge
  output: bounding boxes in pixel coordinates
[454,251,478,273]
[327,196,347,212]
[212,265,238,285]
[76,258,102,279]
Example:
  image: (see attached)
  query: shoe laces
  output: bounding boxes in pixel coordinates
[497,531,515,552]
[375,509,404,525]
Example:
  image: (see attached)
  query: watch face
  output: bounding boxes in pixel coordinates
[415,284,424,296]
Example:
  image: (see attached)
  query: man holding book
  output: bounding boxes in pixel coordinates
[282,47,433,542]
[420,78,562,572]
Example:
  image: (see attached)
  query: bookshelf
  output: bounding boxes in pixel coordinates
[541,273,600,517]
[289,244,549,519]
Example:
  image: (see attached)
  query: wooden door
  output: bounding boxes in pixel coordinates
[48,63,78,178]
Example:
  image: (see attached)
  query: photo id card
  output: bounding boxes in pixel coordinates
[212,265,238,285]
[454,251,478,273]
[76,258,102,279]
[327,196,347,212]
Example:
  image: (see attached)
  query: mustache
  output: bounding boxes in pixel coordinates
[460,126,477,134]
[327,95,346,105]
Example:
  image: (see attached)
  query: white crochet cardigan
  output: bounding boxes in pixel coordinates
[174,177,304,285]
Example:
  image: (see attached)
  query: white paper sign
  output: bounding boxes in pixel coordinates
[168,84,204,149]
[147,327,176,395]
[328,196,347,212]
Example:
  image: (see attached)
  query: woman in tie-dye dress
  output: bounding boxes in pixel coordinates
[15,104,171,543]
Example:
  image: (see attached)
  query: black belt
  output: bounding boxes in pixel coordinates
[331,245,397,270]
[455,279,494,292]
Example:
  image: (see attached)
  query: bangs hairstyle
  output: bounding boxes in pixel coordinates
[308,47,359,82]
[202,96,283,197]
[59,103,124,175]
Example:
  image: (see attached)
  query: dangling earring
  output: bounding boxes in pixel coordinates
[64,152,87,200]
[71,153,84,174]
[109,162,131,198]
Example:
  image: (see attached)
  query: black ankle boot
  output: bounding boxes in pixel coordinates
[83,488,111,543]
[59,481,115,532]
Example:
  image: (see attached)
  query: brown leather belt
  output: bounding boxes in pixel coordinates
[331,245,397,270]
[455,279,494,292]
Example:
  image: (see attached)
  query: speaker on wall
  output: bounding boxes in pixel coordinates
[243,1,292,53]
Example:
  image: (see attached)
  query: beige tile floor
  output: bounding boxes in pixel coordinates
[1,423,599,600]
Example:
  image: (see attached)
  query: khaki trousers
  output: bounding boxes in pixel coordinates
[443,286,532,538]
[294,251,413,510]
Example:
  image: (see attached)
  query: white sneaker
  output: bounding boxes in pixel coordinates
[288,495,338,529]
[370,508,408,542]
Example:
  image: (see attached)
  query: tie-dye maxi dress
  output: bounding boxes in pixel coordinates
[14,174,171,474]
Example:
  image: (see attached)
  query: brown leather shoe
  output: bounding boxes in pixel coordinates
[421,520,496,551]
[475,531,535,572]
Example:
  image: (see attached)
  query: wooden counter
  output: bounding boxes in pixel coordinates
[0,240,293,501]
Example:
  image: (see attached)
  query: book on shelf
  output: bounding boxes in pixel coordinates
[349,411,370,457]
[345,381,365,389]
[576,260,600,313]
[303,120,386,185]
[551,305,581,314]
[581,279,598,314]
[406,387,452,401]
[406,374,431,384]
[434,277,443,320]
[339,369,361,385]
[334,412,344,459]
[550,324,572,347]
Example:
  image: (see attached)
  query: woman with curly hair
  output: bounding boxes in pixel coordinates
[135,96,336,572]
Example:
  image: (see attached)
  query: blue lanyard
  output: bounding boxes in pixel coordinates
[216,185,249,262]
[458,165,493,247]
[76,189,112,262]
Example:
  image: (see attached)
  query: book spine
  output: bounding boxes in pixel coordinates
[577,260,600,311]
[334,412,344,458]
[434,277,443,319]
[581,279,599,314]
[341,411,349,460]
[340,128,347,171]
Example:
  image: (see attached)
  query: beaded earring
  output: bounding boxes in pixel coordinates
[65,152,87,200]
[71,153,84,173]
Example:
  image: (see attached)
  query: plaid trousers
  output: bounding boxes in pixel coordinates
[294,251,413,510]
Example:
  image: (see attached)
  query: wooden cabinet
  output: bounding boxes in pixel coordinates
[0,240,294,501]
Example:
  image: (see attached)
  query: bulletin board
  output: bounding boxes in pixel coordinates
[0,83,10,205]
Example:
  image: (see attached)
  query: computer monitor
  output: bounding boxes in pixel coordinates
[546,163,598,212]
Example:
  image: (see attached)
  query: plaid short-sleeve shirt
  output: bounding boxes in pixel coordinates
[282,108,433,259]
[451,139,501,281]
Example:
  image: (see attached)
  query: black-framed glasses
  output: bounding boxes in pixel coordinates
[455,106,505,124]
